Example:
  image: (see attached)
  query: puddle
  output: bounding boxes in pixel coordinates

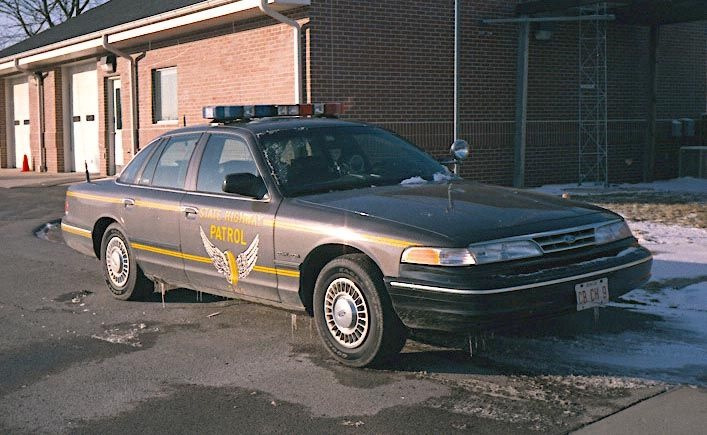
[34,219,63,243]
[54,290,93,304]
[91,323,155,348]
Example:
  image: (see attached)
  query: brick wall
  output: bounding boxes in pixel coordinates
[2,1,705,184]
[43,69,66,173]
[308,0,707,186]
[126,15,303,149]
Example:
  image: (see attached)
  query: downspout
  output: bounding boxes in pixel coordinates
[102,35,138,158]
[259,0,302,104]
[14,59,47,171]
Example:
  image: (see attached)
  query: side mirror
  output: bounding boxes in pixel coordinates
[449,140,469,175]
[223,173,267,199]
[450,140,470,161]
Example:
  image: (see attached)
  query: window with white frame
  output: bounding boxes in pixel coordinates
[152,67,178,123]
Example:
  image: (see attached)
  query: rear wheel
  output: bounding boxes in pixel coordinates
[101,223,153,301]
[313,254,407,367]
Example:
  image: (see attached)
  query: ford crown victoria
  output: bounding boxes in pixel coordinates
[62,104,652,367]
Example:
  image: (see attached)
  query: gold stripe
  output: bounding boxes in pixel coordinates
[67,192,414,249]
[275,220,415,249]
[134,200,181,212]
[67,191,123,204]
[67,191,180,211]
[61,223,92,238]
[131,243,300,278]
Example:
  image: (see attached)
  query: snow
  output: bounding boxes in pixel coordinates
[484,219,707,386]
[400,176,426,185]
[401,173,455,185]
[534,176,707,196]
[627,221,707,280]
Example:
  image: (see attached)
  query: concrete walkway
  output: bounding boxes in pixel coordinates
[0,168,104,188]
[575,387,707,435]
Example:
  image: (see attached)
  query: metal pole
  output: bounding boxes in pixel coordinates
[513,18,530,188]
[454,0,460,140]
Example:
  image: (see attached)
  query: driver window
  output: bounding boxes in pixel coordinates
[197,134,259,194]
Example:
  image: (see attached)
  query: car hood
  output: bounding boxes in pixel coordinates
[296,181,617,244]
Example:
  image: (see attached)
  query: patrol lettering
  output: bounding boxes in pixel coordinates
[209,225,247,246]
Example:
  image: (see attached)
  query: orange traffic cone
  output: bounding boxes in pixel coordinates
[21,155,30,172]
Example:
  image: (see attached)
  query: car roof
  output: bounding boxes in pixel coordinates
[164,117,371,137]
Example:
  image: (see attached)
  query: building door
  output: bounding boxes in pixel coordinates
[68,63,99,173]
[107,78,124,174]
[10,77,31,169]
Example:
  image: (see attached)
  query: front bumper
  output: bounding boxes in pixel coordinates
[385,244,652,332]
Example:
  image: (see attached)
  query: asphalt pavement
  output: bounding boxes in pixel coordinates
[0,182,703,434]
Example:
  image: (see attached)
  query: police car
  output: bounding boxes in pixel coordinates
[62,103,652,367]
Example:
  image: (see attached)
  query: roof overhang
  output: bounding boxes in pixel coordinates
[517,0,707,26]
[0,0,309,77]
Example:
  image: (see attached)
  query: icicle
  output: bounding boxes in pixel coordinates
[468,335,474,358]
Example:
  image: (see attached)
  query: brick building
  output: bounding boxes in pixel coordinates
[0,0,705,186]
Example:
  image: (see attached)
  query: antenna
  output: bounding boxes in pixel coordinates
[85,161,91,183]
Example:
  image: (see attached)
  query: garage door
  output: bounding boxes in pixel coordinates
[10,77,31,169]
[68,63,99,173]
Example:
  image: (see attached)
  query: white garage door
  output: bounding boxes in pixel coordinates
[68,63,99,173]
[10,77,31,169]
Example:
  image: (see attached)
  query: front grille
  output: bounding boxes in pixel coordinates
[533,228,596,253]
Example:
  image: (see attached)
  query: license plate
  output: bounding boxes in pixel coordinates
[575,278,609,311]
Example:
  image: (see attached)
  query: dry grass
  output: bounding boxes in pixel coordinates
[579,191,706,228]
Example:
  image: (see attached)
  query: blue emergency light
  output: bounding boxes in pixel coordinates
[203,103,343,122]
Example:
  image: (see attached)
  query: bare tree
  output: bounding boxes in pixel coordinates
[0,0,107,49]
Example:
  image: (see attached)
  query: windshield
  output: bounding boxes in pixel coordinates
[257,125,453,196]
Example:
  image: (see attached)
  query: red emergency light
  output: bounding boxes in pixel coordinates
[203,103,344,122]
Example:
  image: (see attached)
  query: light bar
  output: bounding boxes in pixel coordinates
[203,103,343,122]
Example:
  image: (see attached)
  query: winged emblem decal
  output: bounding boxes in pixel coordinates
[199,226,259,286]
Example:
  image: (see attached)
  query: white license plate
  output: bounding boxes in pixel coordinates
[575,278,609,311]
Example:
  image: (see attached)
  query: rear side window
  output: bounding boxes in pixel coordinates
[196,134,259,194]
[118,141,159,184]
[150,134,200,189]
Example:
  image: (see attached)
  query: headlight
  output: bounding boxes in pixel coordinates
[595,221,633,244]
[467,240,543,265]
[401,247,476,266]
[402,240,544,267]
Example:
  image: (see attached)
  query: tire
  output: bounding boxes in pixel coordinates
[100,223,153,301]
[313,254,407,367]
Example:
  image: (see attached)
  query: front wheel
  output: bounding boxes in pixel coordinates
[313,254,407,367]
[100,223,153,301]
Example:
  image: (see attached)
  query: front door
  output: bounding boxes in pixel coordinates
[122,133,201,286]
[180,132,280,301]
[108,78,124,174]
[69,63,100,173]
[11,77,31,169]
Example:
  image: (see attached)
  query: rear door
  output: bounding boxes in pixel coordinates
[121,132,202,286]
[179,132,280,301]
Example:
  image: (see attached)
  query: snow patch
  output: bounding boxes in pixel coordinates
[400,176,426,185]
[534,176,707,196]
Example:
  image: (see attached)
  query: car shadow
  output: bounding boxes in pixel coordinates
[143,288,228,304]
[374,307,667,378]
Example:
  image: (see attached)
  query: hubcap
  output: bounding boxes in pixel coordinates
[106,236,130,288]
[324,278,369,349]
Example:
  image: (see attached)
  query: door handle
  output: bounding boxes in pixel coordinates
[182,206,199,218]
[122,198,135,207]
